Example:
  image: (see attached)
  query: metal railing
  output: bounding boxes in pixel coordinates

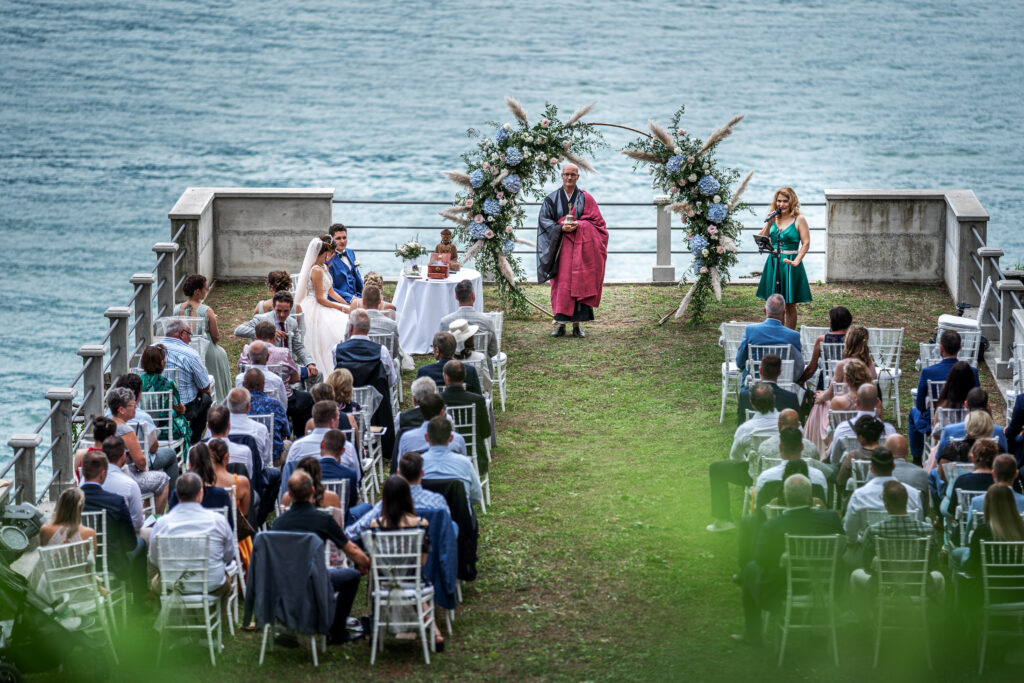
[3,223,188,505]
[966,227,1024,385]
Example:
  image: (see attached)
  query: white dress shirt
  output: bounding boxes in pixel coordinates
[286,427,360,479]
[730,410,780,478]
[103,463,144,531]
[844,476,922,543]
[149,501,235,590]
[229,411,271,467]
[234,364,288,407]
[344,334,398,388]
[756,460,829,491]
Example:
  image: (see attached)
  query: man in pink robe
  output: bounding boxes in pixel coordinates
[536,164,609,338]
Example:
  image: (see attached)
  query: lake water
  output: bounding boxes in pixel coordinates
[2,0,1023,447]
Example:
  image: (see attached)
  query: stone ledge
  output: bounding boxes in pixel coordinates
[823,189,988,221]
[169,187,335,220]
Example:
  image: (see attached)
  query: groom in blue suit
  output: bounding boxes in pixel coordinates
[736,294,804,384]
[328,223,363,303]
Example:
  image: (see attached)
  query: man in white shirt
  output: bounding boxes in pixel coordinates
[149,474,235,595]
[101,436,145,533]
[336,310,398,389]
[844,449,922,544]
[755,427,828,499]
[829,384,897,465]
[226,387,271,467]
[286,400,359,471]
[707,383,779,532]
[234,340,288,407]
[208,405,254,478]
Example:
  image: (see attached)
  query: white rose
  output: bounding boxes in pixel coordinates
[702,248,709,257]
[710,234,718,241]
[524,135,533,143]
[673,147,682,154]
[713,195,721,203]
[688,174,697,182]
[702,163,709,170]
[482,138,491,147]
[524,150,532,158]
[491,153,498,161]
[499,198,508,206]
[503,123,511,130]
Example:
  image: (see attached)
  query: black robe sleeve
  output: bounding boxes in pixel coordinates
[536,192,563,284]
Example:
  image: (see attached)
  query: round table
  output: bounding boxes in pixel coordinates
[393,267,484,354]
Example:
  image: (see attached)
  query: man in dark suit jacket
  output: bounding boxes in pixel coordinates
[735,294,805,384]
[440,360,491,475]
[1006,392,1024,463]
[737,353,800,426]
[738,474,843,644]
[79,449,145,590]
[417,332,482,395]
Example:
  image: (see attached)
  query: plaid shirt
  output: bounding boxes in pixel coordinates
[160,336,210,404]
[861,514,938,570]
[249,391,289,460]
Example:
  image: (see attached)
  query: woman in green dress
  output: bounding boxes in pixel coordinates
[755,186,812,329]
[174,274,232,403]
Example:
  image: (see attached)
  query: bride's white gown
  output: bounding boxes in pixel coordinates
[301,265,350,372]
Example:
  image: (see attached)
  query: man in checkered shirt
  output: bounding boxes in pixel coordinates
[160,318,212,443]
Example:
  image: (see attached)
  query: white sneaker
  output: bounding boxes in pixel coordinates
[706,520,736,532]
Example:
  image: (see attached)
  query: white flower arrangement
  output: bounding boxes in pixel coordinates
[394,240,429,260]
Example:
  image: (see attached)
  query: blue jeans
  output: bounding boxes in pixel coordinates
[908,408,931,465]
[346,502,373,528]
[329,568,362,640]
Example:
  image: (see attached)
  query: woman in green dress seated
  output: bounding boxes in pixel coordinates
[139,344,193,443]
[755,186,812,329]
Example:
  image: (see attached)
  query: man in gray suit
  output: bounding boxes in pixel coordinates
[343,285,400,361]
[234,291,318,380]
[438,279,498,360]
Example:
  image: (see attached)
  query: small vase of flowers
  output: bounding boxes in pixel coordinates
[395,239,430,276]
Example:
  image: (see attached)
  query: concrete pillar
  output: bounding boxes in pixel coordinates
[45,388,77,501]
[996,279,1024,379]
[104,307,131,381]
[652,195,675,284]
[130,273,156,364]
[78,345,106,423]
[8,434,41,504]
[977,247,1003,341]
[153,242,179,320]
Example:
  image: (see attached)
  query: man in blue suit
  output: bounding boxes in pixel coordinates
[735,294,804,384]
[328,223,363,304]
[416,332,482,395]
[908,330,978,464]
[79,449,146,592]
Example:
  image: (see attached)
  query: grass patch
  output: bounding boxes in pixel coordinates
[63,281,1016,682]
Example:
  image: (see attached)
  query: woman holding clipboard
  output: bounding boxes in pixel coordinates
[755,186,812,329]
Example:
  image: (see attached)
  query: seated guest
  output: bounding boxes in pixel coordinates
[837,415,887,491]
[160,318,213,444]
[239,324,312,439]
[879,434,929,507]
[289,400,359,473]
[149,474,235,606]
[345,285,400,359]
[242,369,290,463]
[74,415,120,482]
[796,305,851,385]
[396,394,468,460]
[281,457,342,511]
[844,449,922,544]
[422,416,482,509]
[451,320,493,396]
[80,449,145,589]
[398,377,441,436]
[347,451,450,540]
[945,438,997,522]
[735,293,804,384]
[737,354,799,426]
[101,436,146,533]
[252,270,302,316]
[737,474,843,644]
[136,347,192,443]
[235,340,288,409]
[304,383,339,434]
[235,291,318,388]
[908,330,979,464]
[360,271,396,312]
[930,361,977,436]
[934,387,1009,458]
[327,223,364,306]
[828,383,896,466]
[107,386,173,513]
[1006,390,1024,460]
[852,481,944,600]
[334,309,398,458]
[759,460,826,510]
[753,409,834,482]
[272,470,370,645]
[438,279,499,361]
[707,383,780,532]
[441,360,491,461]
[965,454,1024,533]
[168,443,234,522]
[325,369,361,451]
[226,388,271,469]
[956,484,1024,584]
[40,488,96,548]
[316,429,364,517]
[754,427,828,507]
[933,410,997,506]
[336,310,397,389]
[417,332,482,395]
[208,405,255,478]
[208,438,252,522]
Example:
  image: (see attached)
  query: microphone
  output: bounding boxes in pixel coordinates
[763,208,781,223]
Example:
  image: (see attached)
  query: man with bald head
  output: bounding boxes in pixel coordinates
[241,369,289,463]
[879,433,929,501]
[755,409,835,483]
[226,387,271,468]
[828,383,896,466]
[537,162,608,338]
[735,294,804,384]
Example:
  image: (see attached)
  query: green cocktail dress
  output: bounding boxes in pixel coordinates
[755,220,812,303]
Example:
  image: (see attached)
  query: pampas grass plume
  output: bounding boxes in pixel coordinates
[444,170,473,188]
[564,151,595,174]
[728,171,754,212]
[505,96,529,126]
[698,114,745,155]
[621,148,662,164]
[565,101,596,126]
[648,120,675,148]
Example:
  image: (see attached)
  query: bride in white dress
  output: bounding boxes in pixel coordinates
[294,235,351,372]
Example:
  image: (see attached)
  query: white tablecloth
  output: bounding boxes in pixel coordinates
[393,267,484,354]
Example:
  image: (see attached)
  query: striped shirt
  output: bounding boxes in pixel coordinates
[160,336,210,404]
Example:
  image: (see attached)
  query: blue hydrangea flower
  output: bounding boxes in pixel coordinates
[469,169,484,189]
[469,223,487,240]
[707,203,728,223]
[495,127,510,144]
[501,173,522,194]
[505,147,522,166]
[666,155,685,174]
[502,239,515,255]
[698,175,720,196]
[483,198,501,215]
[693,257,704,274]
[689,234,709,254]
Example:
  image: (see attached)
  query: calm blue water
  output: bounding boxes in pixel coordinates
[2,0,1023,447]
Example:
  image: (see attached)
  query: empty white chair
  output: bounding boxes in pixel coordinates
[977,541,1024,673]
[80,509,127,628]
[154,535,223,666]
[446,403,488,512]
[868,327,905,426]
[719,322,754,423]
[775,534,843,667]
[486,311,507,412]
[872,536,933,669]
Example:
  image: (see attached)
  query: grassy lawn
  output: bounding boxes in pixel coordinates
[65,280,1019,682]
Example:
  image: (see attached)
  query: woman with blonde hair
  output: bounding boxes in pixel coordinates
[40,488,96,548]
[755,187,812,329]
[326,368,361,436]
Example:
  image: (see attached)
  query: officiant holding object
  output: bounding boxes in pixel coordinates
[755,186,812,330]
